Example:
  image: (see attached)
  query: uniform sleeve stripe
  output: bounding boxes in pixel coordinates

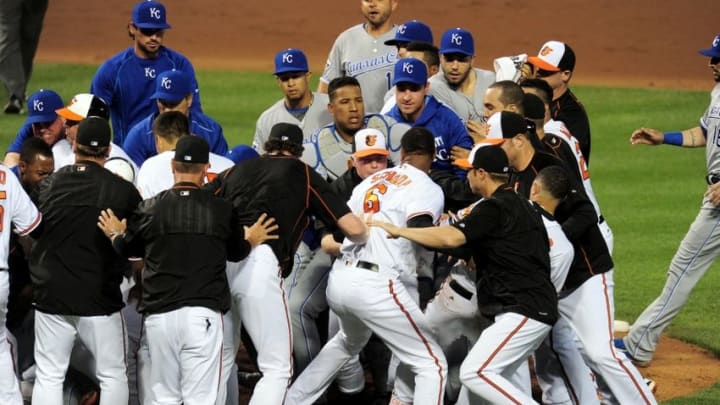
[16,212,42,236]
[406,211,436,223]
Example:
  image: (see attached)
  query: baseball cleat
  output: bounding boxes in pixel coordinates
[3,96,22,114]
[645,377,657,394]
[613,338,651,368]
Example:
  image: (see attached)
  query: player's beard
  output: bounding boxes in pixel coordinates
[445,68,471,88]
[138,40,162,58]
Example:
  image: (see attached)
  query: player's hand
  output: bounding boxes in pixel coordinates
[97,209,126,240]
[320,234,342,256]
[705,183,720,206]
[466,120,488,144]
[245,213,279,248]
[630,127,664,146]
[367,217,401,239]
[450,145,470,162]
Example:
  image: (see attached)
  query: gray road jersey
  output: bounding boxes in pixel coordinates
[428,67,496,123]
[321,24,399,114]
[704,83,720,175]
[253,92,332,152]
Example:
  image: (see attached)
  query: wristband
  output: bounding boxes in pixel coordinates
[663,132,683,146]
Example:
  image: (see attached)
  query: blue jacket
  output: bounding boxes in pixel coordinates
[7,123,34,154]
[90,46,202,146]
[388,95,472,178]
[123,111,228,167]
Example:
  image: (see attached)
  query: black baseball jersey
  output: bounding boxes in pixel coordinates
[554,188,613,294]
[114,182,247,314]
[539,133,585,187]
[452,185,557,326]
[509,150,567,198]
[207,155,351,276]
[552,89,591,165]
[30,160,142,316]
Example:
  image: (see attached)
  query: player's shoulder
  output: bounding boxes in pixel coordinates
[474,67,496,83]
[126,113,155,137]
[336,23,366,40]
[190,110,222,132]
[258,99,293,122]
[209,153,234,172]
[158,46,193,64]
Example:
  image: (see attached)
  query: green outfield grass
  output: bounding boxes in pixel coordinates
[1,63,719,403]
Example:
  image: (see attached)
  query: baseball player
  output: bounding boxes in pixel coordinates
[98,135,278,405]
[286,127,447,405]
[302,76,402,181]
[288,128,392,401]
[318,0,399,114]
[123,69,227,166]
[30,117,142,405]
[386,57,473,180]
[616,34,720,367]
[0,164,42,405]
[207,123,368,405]
[136,111,233,198]
[4,89,68,169]
[520,83,614,252]
[383,20,433,59]
[53,93,140,183]
[252,48,332,152]
[527,40,592,165]
[380,41,441,115]
[429,28,496,135]
[90,0,202,146]
[372,144,555,404]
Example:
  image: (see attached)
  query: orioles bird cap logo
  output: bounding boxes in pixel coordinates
[539,45,553,57]
[365,134,378,147]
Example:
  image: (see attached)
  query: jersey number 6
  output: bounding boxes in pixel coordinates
[363,183,388,213]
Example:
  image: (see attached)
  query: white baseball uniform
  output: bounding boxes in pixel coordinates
[54,143,140,185]
[545,119,614,253]
[285,163,447,405]
[0,166,41,405]
[252,93,332,152]
[136,150,234,199]
[321,24,399,114]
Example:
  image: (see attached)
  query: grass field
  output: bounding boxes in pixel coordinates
[1,63,719,403]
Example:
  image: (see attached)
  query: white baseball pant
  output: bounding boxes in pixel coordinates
[0,271,22,405]
[144,306,223,405]
[32,310,128,405]
[559,271,656,404]
[285,260,447,405]
[223,244,293,405]
[459,311,551,404]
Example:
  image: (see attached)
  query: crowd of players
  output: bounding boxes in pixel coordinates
[7,0,719,405]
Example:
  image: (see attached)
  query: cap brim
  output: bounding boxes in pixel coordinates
[454,158,473,169]
[355,149,390,158]
[25,113,57,125]
[56,107,84,121]
[699,49,720,57]
[274,68,308,75]
[150,91,185,103]
[133,22,171,29]
[527,56,560,72]
[439,47,473,56]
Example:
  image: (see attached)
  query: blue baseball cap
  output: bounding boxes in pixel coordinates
[392,58,428,87]
[25,89,63,125]
[699,34,720,58]
[439,28,474,56]
[132,1,171,30]
[226,144,260,164]
[274,48,309,75]
[150,70,192,103]
[384,20,434,46]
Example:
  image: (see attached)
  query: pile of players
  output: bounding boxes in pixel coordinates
[4,0,720,404]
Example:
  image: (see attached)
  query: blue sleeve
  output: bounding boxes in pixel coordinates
[123,121,154,167]
[447,112,473,178]
[7,124,33,154]
[90,60,117,112]
[210,121,228,155]
[176,53,203,113]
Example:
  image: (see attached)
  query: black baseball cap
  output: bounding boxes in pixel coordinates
[486,111,528,140]
[522,93,546,120]
[268,123,303,145]
[174,135,209,164]
[471,144,510,173]
[76,117,111,148]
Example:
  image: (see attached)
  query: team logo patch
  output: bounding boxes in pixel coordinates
[540,45,553,56]
[365,134,378,147]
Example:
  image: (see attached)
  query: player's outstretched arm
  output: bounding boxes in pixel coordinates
[338,212,369,245]
[244,213,279,248]
[369,220,467,249]
[630,126,705,148]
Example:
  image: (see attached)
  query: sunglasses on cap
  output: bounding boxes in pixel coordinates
[443,53,472,63]
[134,25,164,37]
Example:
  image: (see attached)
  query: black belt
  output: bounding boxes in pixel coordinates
[449,279,473,300]
[599,215,605,224]
[356,260,379,273]
[707,174,720,185]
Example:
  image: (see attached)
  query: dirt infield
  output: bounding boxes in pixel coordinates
[35,0,720,401]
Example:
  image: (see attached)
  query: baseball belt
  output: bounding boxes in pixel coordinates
[342,256,380,273]
[449,279,473,300]
[707,173,720,185]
